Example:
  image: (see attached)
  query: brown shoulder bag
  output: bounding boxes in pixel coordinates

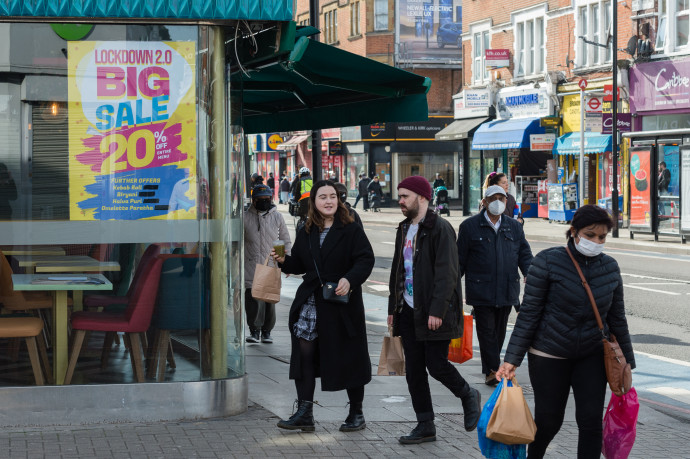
[565,246,632,396]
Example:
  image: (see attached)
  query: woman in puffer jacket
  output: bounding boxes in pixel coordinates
[496,205,635,459]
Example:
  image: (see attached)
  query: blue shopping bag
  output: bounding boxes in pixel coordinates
[477,379,527,459]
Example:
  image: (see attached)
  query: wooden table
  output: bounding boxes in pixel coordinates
[13,255,120,273]
[11,274,113,385]
[0,246,66,256]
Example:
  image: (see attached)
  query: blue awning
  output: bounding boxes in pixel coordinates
[552,132,613,155]
[471,117,545,150]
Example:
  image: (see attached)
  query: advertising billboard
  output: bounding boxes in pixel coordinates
[630,148,652,231]
[397,0,462,62]
[68,41,197,221]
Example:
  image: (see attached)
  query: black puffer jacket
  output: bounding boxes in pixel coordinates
[388,209,463,341]
[503,239,636,369]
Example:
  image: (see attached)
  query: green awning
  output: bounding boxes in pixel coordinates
[234,35,431,134]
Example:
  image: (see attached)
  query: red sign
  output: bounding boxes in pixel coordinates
[603,85,620,101]
[578,79,588,90]
[587,97,602,111]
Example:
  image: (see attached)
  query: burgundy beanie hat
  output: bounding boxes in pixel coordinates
[398,175,432,201]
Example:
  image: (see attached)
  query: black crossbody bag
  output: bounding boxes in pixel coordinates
[309,235,350,304]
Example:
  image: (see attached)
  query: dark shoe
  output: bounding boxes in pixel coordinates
[485,371,499,386]
[261,331,273,343]
[461,387,482,432]
[245,330,260,343]
[339,402,366,432]
[398,420,436,444]
[277,400,315,432]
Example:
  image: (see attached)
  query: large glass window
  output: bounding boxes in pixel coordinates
[577,0,613,66]
[473,30,490,83]
[0,23,240,387]
[514,16,545,77]
[374,0,388,31]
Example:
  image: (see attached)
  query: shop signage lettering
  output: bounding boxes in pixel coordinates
[69,41,197,221]
[602,113,632,134]
[498,87,552,120]
[504,94,539,106]
[654,68,690,91]
[485,49,510,69]
[630,57,690,111]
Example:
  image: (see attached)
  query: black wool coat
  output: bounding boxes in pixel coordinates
[280,217,375,391]
[388,209,463,341]
[504,239,636,369]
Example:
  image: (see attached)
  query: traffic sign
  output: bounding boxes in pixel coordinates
[587,97,602,111]
[578,79,588,90]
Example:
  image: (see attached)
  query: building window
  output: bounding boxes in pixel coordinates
[374,0,388,31]
[577,0,612,67]
[324,9,338,44]
[515,17,545,76]
[351,1,360,36]
[473,30,490,83]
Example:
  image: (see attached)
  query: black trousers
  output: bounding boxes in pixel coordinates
[353,194,361,208]
[398,305,470,422]
[244,288,276,333]
[473,305,511,375]
[527,352,607,459]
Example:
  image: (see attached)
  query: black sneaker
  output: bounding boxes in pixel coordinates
[261,331,273,343]
[246,330,260,343]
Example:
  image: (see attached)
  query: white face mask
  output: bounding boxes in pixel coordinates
[488,200,506,216]
[575,234,605,257]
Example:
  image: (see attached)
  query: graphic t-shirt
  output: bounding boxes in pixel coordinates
[403,223,419,307]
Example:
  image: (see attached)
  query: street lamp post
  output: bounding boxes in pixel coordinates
[309,0,322,180]
[612,0,619,237]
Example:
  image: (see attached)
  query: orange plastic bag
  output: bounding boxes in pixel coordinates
[448,313,473,364]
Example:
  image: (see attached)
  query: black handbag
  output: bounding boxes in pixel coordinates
[309,235,350,304]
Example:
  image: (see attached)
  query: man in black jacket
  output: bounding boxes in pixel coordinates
[353,174,370,210]
[388,175,481,445]
[457,185,533,386]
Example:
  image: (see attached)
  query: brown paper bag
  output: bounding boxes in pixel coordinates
[251,256,282,304]
[377,327,406,376]
[486,377,537,445]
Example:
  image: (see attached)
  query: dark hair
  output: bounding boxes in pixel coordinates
[334,182,348,203]
[566,204,613,239]
[305,180,354,233]
[659,161,667,167]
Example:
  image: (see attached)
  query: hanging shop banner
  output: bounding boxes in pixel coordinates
[630,148,652,231]
[68,41,197,220]
[682,148,690,232]
[485,49,510,70]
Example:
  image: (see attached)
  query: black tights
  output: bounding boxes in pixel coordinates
[294,338,364,403]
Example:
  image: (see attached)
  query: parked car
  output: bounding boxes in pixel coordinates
[437,22,462,48]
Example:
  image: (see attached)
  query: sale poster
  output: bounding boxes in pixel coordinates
[629,148,652,230]
[68,41,196,220]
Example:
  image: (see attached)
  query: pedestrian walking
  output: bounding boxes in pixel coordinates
[367,175,382,211]
[387,175,481,444]
[482,172,522,223]
[334,182,363,227]
[272,180,375,433]
[432,172,445,190]
[355,174,371,210]
[457,185,533,386]
[266,172,275,194]
[279,174,291,204]
[496,204,636,459]
[244,184,292,344]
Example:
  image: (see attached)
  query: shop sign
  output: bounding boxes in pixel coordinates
[530,134,556,151]
[395,117,452,140]
[561,95,581,132]
[603,85,620,101]
[361,122,395,141]
[630,57,690,112]
[321,127,341,140]
[682,148,690,231]
[485,49,510,70]
[328,141,343,156]
[540,116,561,127]
[629,148,652,230]
[267,133,284,151]
[454,89,492,119]
[602,113,632,134]
[68,41,197,221]
[497,87,552,120]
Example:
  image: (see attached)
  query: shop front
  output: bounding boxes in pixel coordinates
[627,56,690,240]
[0,3,431,426]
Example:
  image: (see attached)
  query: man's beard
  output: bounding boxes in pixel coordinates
[401,201,419,220]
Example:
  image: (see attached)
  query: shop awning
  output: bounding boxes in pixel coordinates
[234,35,431,134]
[435,118,488,141]
[552,132,613,155]
[471,117,545,150]
[276,134,310,150]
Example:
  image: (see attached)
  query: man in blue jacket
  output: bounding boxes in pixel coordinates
[457,185,533,386]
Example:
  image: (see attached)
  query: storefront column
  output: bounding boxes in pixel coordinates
[208,26,228,378]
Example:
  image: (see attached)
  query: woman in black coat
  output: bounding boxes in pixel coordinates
[496,205,635,459]
[272,180,375,433]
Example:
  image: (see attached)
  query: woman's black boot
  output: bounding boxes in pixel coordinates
[339,402,366,432]
[277,400,315,432]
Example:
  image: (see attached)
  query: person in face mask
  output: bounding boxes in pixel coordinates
[495,205,635,459]
[243,184,292,343]
[456,185,533,386]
